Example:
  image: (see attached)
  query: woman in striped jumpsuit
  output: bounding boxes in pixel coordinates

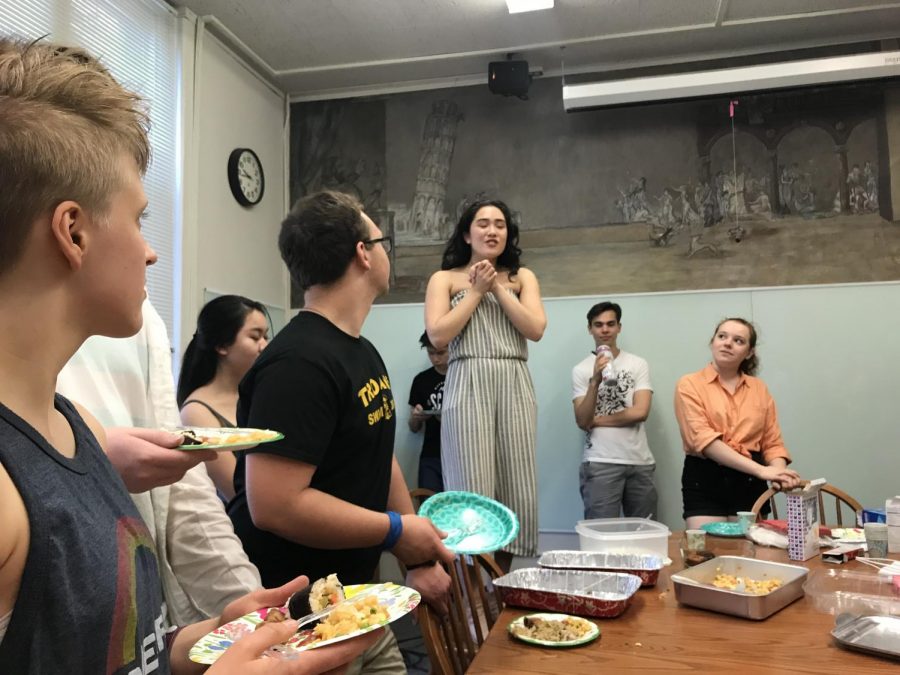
[424,199,546,571]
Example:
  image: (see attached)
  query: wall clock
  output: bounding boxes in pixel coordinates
[227,148,265,207]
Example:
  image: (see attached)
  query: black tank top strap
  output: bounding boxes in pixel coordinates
[181,399,236,427]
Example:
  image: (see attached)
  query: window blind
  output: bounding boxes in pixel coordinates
[0,0,180,342]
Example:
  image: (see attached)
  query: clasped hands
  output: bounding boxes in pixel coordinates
[468,260,500,295]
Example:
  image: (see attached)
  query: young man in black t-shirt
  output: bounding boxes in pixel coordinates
[229,191,453,673]
[408,332,447,493]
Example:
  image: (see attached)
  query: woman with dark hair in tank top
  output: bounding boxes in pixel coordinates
[178,295,270,500]
[424,198,546,572]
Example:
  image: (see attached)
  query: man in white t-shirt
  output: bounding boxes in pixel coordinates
[571,301,658,519]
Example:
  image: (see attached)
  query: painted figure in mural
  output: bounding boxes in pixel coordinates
[424,199,546,573]
[713,170,727,222]
[695,182,716,227]
[745,170,772,217]
[864,161,878,211]
[723,169,746,217]
[677,185,700,226]
[571,302,657,520]
[847,164,863,193]
[629,177,651,221]
[779,165,792,214]
[658,188,676,226]
[675,318,802,531]
[793,173,816,215]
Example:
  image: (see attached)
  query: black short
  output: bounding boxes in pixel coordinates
[681,453,771,520]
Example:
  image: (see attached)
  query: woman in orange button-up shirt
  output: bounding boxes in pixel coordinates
[674,318,801,530]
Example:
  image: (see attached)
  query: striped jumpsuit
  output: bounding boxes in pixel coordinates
[440,289,539,557]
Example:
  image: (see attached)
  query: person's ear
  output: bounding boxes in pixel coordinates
[50,201,87,270]
[357,241,372,271]
[215,345,228,357]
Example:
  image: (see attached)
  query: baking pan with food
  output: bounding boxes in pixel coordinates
[493,568,641,618]
[671,555,808,620]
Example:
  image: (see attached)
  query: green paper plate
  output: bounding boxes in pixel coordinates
[175,427,284,451]
[419,491,519,554]
[507,613,600,648]
[701,521,745,538]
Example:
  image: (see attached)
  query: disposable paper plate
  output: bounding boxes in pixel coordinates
[175,427,283,451]
[507,613,600,648]
[419,491,519,554]
[701,521,746,538]
[189,583,419,665]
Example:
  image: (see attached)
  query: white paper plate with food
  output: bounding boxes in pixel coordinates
[189,582,419,664]
[175,427,283,451]
[507,613,600,648]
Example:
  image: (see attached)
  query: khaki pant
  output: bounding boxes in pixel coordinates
[344,627,407,675]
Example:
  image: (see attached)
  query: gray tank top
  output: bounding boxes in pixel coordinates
[0,395,170,674]
[448,289,528,362]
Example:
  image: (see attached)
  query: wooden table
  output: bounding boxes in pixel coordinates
[468,535,898,674]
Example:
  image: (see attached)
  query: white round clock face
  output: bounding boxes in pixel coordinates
[228,148,265,206]
[237,151,263,203]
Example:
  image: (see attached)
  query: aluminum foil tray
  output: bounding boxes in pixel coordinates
[671,555,808,620]
[493,567,641,618]
[538,550,665,587]
[832,614,900,661]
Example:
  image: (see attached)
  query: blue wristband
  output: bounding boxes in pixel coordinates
[382,511,403,550]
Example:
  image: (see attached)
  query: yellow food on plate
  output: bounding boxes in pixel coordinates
[312,595,389,642]
[511,616,592,642]
[180,428,279,446]
[712,572,783,595]
[221,429,279,444]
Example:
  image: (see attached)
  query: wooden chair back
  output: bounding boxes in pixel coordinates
[409,487,436,513]
[751,482,863,527]
[418,553,505,675]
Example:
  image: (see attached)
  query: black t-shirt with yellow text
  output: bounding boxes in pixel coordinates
[229,312,396,586]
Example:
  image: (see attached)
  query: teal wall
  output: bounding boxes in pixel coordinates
[367,282,900,534]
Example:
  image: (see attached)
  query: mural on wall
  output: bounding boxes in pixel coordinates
[290,77,899,305]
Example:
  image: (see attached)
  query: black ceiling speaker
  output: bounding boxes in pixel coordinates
[488,60,531,99]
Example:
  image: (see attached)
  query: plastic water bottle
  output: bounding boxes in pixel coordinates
[595,345,617,386]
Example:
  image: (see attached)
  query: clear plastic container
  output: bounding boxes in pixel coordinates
[575,518,670,559]
[803,568,900,617]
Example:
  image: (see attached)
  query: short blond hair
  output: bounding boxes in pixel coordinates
[0,36,150,273]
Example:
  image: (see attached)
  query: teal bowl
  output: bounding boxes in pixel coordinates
[419,491,519,554]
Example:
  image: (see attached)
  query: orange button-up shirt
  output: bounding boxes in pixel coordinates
[674,364,790,464]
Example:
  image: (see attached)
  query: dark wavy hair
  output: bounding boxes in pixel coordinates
[440,198,522,274]
[177,295,269,406]
[279,190,368,291]
[711,317,759,376]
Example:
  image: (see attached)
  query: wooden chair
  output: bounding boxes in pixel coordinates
[410,487,436,513]
[419,553,505,675]
[751,482,863,527]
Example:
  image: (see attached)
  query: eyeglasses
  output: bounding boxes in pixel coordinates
[363,236,392,253]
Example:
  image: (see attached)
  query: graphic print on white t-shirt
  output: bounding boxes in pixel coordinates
[593,370,635,417]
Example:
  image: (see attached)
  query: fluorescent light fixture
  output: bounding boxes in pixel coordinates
[563,50,900,110]
[506,0,554,14]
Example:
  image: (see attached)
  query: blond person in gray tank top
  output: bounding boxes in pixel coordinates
[424,199,546,572]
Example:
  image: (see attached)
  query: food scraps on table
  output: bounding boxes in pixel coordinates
[712,572,783,595]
